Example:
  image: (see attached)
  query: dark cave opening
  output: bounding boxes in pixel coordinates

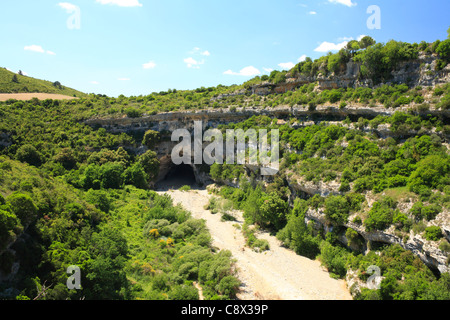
[157,164,197,190]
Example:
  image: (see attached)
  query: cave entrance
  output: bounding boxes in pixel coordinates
[157,164,197,190]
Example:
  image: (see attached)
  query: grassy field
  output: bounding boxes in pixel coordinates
[0,93,78,101]
[0,67,86,97]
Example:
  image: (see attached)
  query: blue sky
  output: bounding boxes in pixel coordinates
[1,0,449,97]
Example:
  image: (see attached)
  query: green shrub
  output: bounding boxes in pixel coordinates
[319,241,349,278]
[7,193,38,226]
[325,195,350,225]
[424,226,443,241]
[15,144,42,167]
[179,185,191,192]
[364,198,397,231]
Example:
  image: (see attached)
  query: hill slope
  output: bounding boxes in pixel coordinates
[0,67,86,97]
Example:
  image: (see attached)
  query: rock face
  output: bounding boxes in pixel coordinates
[304,207,449,274]
[217,53,450,99]
[84,104,449,141]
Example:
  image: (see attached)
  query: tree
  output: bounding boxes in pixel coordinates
[54,148,77,170]
[138,150,160,181]
[0,209,22,250]
[259,192,289,230]
[327,53,341,74]
[436,39,450,61]
[142,130,160,150]
[125,108,142,118]
[100,163,124,189]
[277,200,321,259]
[346,40,360,55]
[7,193,38,227]
[85,189,111,213]
[15,144,42,166]
[325,195,350,224]
[53,81,62,89]
[123,162,148,189]
[359,36,376,49]
[12,74,19,83]
[217,276,241,297]
[408,155,449,193]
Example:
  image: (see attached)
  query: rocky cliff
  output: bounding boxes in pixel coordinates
[214,53,450,98]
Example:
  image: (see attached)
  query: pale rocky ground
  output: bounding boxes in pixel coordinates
[157,186,352,300]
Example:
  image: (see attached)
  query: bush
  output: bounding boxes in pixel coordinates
[0,209,22,250]
[364,199,396,231]
[100,163,124,189]
[7,193,38,226]
[125,108,142,118]
[408,155,449,193]
[319,241,349,278]
[85,189,111,213]
[325,195,350,224]
[142,130,160,150]
[424,226,443,241]
[123,162,148,189]
[138,151,160,181]
[15,144,42,167]
[436,39,450,61]
[169,285,199,300]
[217,276,241,298]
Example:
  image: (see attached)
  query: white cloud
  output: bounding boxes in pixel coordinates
[90,81,99,85]
[58,2,77,12]
[190,47,210,56]
[263,67,274,73]
[143,61,156,69]
[314,41,348,52]
[24,45,45,53]
[24,45,56,55]
[96,0,143,7]
[224,66,261,77]
[298,55,307,62]
[278,62,295,70]
[184,57,204,69]
[328,0,357,7]
[184,48,210,68]
[309,11,317,15]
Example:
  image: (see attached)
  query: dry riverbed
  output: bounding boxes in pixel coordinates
[157,187,352,300]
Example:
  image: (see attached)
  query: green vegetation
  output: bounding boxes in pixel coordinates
[1,31,449,301]
[0,67,85,97]
[0,93,238,300]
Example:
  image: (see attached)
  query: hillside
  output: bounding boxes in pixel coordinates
[0,34,449,301]
[0,67,86,97]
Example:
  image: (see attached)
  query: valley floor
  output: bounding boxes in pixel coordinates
[158,187,352,300]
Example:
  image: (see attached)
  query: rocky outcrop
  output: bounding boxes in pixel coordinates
[305,207,449,274]
[84,104,450,141]
[216,53,450,99]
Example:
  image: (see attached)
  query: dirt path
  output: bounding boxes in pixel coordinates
[158,187,352,300]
